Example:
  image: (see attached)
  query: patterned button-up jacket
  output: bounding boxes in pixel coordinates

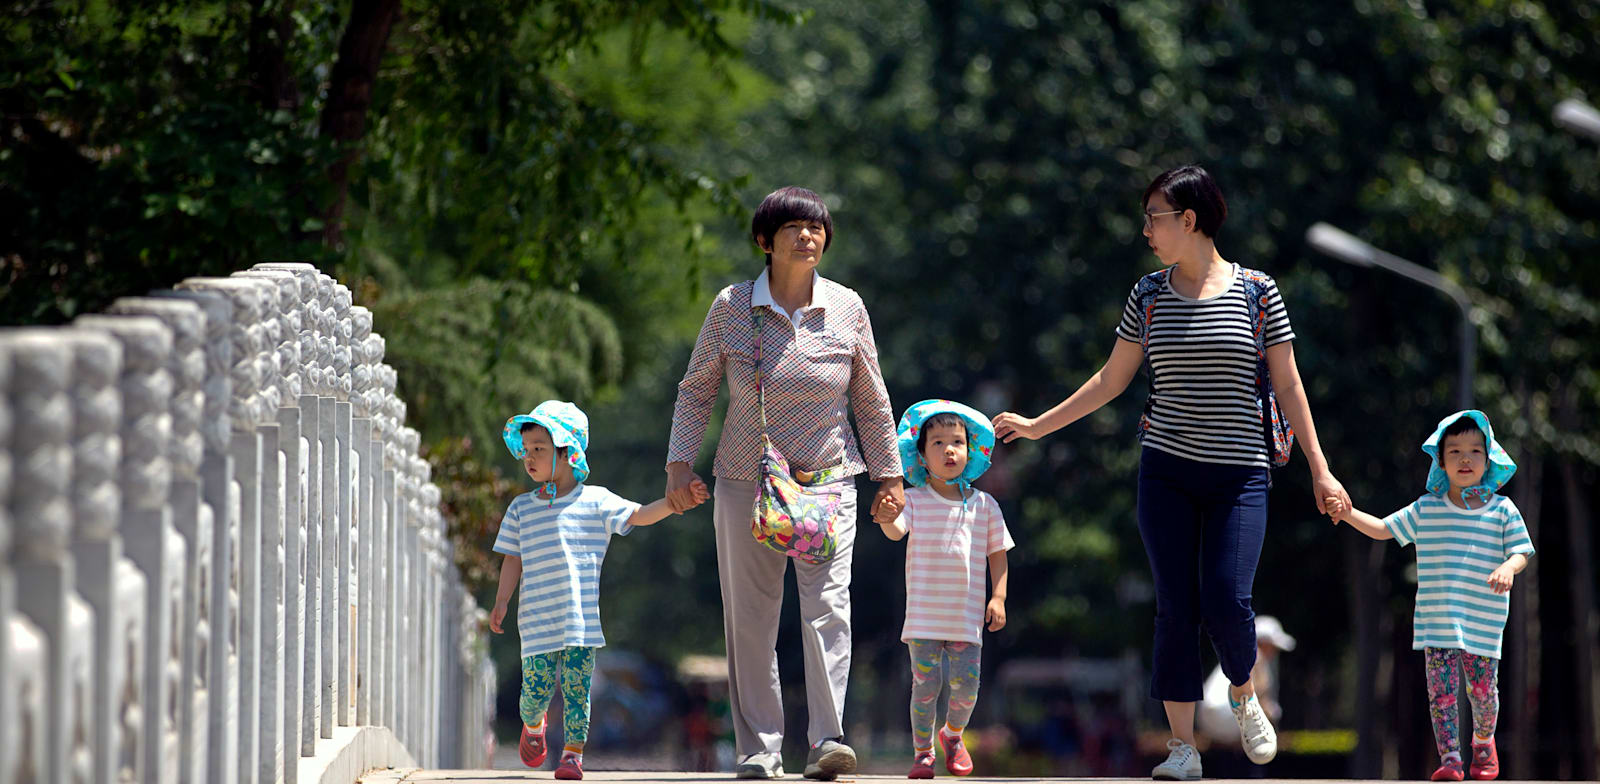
[667,276,902,482]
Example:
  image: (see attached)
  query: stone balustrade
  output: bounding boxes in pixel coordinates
[1,264,493,784]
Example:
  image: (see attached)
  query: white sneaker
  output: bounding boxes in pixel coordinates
[1232,693,1278,764]
[1151,738,1202,780]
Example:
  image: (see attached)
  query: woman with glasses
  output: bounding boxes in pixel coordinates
[991,164,1349,781]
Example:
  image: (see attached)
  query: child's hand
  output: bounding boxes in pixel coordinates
[1487,563,1516,595]
[490,601,509,634]
[873,495,902,525]
[688,478,710,507]
[1324,496,1347,522]
[985,596,1007,632]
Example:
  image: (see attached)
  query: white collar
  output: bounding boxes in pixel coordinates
[752,268,823,326]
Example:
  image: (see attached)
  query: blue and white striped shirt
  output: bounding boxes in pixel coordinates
[492,485,640,657]
[1385,493,1535,658]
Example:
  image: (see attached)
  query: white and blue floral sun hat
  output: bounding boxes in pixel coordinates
[896,399,996,500]
[503,400,591,485]
[1422,409,1515,504]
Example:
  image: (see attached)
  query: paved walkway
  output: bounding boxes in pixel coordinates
[361,773,1532,784]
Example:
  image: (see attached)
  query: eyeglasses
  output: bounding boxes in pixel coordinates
[1143,209,1183,228]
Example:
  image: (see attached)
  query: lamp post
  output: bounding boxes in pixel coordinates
[1555,98,1600,143]
[1306,222,1478,409]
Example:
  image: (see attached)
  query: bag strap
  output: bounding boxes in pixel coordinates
[753,308,769,438]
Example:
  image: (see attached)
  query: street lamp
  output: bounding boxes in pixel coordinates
[1306,222,1478,409]
[1555,98,1600,143]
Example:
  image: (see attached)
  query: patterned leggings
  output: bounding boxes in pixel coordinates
[1425,647,1499,759]
[908,639,982,751]
[520,647,596,748]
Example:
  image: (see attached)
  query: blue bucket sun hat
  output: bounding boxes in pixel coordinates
[1422,409,1515,504]
[503,400,591,485]
[897,399,996,500]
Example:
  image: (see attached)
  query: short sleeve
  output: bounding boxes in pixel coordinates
[1500,499,1535,557]
[595,488,643,537]
[1383,498,1424,547]
[1260,277,1296,347]
[1114,284,1144,343]
[983,493,1015,555]
[492,500,521,556]
[900,491,918,534]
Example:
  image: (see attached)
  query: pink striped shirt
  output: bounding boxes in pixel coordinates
[667,275,901,482]
[900,486,1014,645]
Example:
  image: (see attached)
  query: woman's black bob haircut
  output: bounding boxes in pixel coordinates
[1142,165,1228,238]
[751,186,834,264]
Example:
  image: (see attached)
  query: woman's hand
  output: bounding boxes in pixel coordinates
[991,412,1040,444]
[666,462,706,513]
[1312,470,1350,519]
[870,476,905,520]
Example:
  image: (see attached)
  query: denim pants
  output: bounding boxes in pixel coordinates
[1137,447,1269,702]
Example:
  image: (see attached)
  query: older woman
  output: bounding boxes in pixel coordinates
[665,186,903,781]
[992,165,1350,781]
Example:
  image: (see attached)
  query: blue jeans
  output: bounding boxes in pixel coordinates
[1137,447,1269,702]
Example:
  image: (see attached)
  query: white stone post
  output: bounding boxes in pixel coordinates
[104,296,210,784]
[325,282,355,729]
[351,310,382,727]
[3,331,103,784]
[0,343,12,784]
[74,314,184,784]
[246,262,318,784]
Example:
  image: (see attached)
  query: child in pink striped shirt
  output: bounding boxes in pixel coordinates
[874,399,1014,779]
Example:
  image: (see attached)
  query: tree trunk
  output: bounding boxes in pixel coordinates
[1560,459,1598,779]
[248,0,301,112]
[1503,437,1541,779]
[319,0,402,246]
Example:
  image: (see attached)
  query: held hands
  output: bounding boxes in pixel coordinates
[1487,563,1516,595]
[1313,471,1352,520]
[873,493,903,525]
[675,478,711,514]
[985,597,1007,632]
[1324,496,1348,523]
[991,412,1040,444]
[489,602,509,634]
[870,477,906,522]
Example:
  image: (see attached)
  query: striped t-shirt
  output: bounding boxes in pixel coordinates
[1384,493,1535,658]
[492,485,640,657]
[1114,264,1295,468]
[900,486,1014,645]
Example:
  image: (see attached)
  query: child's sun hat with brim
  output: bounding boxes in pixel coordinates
[503,400,591,487]
[896,399,996,502]
[1421,409,1515,505]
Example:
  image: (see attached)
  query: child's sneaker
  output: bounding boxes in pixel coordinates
[938,727,973,776]
[1231,692,1278,764]
[554,751,584,780]
[1151,739,1202,781]
[1470,741,1499,780]
[908,750,936,779]
[518,724,547,768]
[1432,758,1465,781]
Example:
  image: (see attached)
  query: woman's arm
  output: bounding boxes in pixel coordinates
[846,301,905,516]
[1266,341,1349,515]
[665,294,730,510]
[993,337,1142,443]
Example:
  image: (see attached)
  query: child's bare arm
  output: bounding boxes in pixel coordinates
[985,550,1009,631]
[1487,553,1530,595]
[629,478,710,528]
[490,553,521,634]
[1324,496,1394,541]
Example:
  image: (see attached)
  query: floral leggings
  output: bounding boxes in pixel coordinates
[1425,647,1499,759]
[521,647,596,748]
[908,639,982,751]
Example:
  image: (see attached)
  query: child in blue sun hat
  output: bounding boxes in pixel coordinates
[488,400,709,779]
[1326,410,1533,782]
[873,399,1014,778]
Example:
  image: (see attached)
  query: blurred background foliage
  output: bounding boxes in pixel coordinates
[5,0,1597,778]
